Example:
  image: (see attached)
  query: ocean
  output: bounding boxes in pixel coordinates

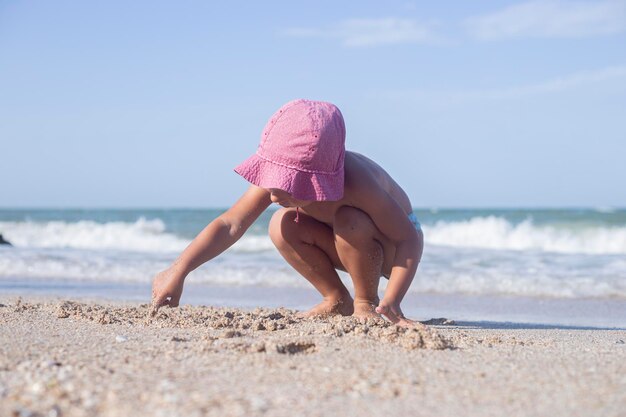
[1,208,625,327]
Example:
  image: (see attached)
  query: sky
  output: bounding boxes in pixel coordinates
[1,0,625,208]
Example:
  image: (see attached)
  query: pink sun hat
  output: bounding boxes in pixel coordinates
[234,99,346,201]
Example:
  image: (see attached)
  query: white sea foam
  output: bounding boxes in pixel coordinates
[415,245,626,299]
[230,235,276,252]
[594,206,616,213]
[425,216,626,255]
[0,247,304,288]
[1,243,625,298]
[2,211,625,300]
[0,218,278,253]
[0,218,187,252]
[0,216,626,254]
[2,216,626,255]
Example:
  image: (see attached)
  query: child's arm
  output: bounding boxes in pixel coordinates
[347,180,423,326]
[151,185,271,312]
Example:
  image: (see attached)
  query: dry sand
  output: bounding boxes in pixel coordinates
[1,296,625,417]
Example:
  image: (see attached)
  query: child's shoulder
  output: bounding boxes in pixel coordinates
[344,151,413,212]
[345,151,388,187]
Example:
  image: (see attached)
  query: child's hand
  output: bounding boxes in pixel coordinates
[150,267,185,316]
[375,299,416,327]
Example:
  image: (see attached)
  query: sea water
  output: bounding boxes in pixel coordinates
[1,208,625,327]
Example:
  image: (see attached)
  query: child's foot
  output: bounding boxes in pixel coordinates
[299,295,354,318]
[352,299,381,320]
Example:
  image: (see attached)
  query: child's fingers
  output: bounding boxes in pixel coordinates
[149,299,161,317]
[149,295,170,316]
[169,296,180,307]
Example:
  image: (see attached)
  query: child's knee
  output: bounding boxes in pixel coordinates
[333,206,378,243]
[268,208,298,248]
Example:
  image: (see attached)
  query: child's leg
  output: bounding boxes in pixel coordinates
[269,208,354,316]
[333,206,391,319]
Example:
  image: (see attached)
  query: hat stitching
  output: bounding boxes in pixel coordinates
[254,150,343,175]
[260,100,299,143]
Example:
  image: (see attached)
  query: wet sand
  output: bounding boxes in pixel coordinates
[1,296,625,417]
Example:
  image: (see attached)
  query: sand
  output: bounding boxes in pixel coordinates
[1,296,625,417]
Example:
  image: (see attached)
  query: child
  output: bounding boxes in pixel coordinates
[151,99,424,326]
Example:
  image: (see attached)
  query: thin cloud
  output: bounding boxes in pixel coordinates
[284,18,442,47]
[461,65,626,100]
[382,65,626,104]
[466,0,626,40]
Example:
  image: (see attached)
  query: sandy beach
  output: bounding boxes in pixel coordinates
[0,297,624,417]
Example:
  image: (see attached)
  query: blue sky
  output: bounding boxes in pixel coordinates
[1,0,625,208]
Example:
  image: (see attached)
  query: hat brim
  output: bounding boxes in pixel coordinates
[234,154,344,201]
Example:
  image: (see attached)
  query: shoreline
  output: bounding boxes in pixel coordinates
[1,296,625,417]
[2,277,626,329]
